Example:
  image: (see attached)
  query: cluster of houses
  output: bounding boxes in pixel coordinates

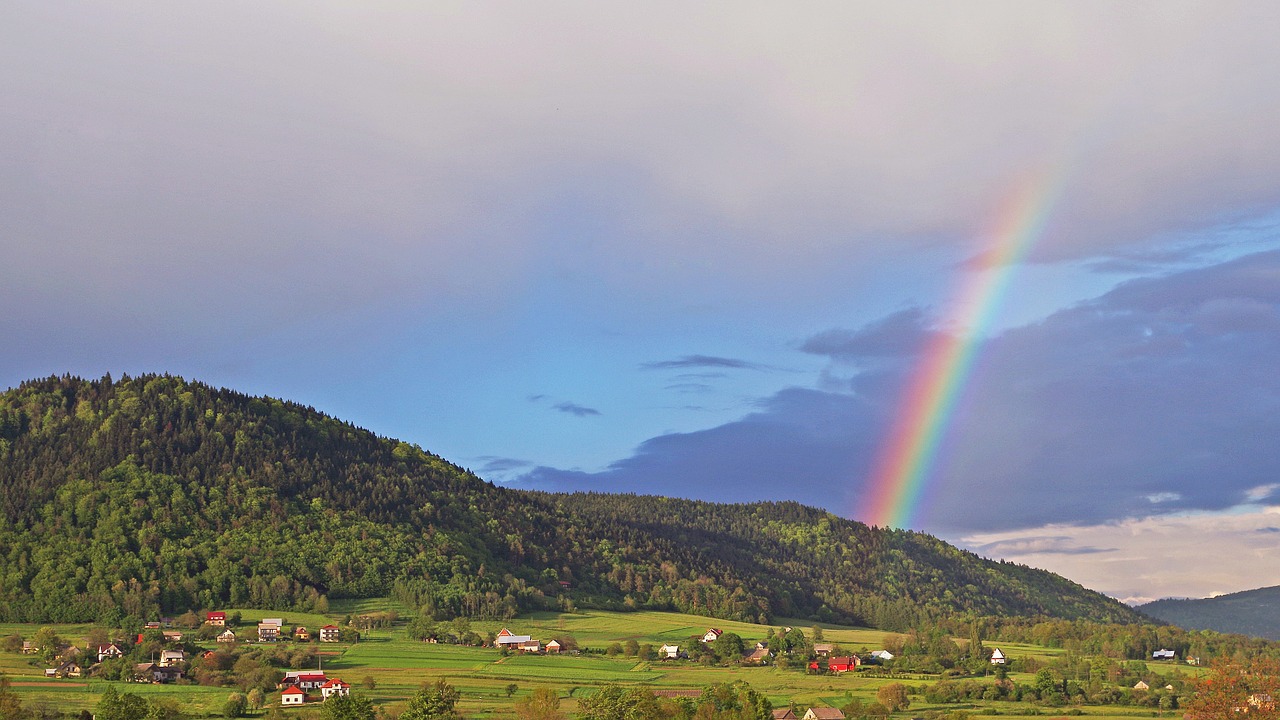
[205,611,341,644]
[494,628,567,654]
[278,670,351,706]
[34,611,350,688]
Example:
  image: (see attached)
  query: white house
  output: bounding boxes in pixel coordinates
[159,650,185,668]
[282,686,307,706]
[320,625,341,642]
[660,644,680,659]
[871,650,895,661]
[320,678,351,699]
[1152,649,1176,660]
[702,629,723,643]
[989,648,1006,664]
[496,628,533,648]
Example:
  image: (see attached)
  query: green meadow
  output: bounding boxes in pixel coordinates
[0,607,1195,717]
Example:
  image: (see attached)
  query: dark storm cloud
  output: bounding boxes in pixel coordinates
[521,250,1280,533]
[640,355,770,371]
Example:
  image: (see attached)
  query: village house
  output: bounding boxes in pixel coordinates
[217,629,237,643]
[258,621,281,642]
[804,709,846,720]
[1134,681,1149,691]
[518,640,542,653]
[294,626,311,641]
[828,656,858,673]
[134,662,181,684]
[813,643,834,656]
[660,644,680,659]
[743,647,771,665]
[144,621,162,630]
[1152,649,1176,660]
[21,641,37,654]
[205,611,226,626]
[45,662,81,679]
[702,628,723,643]
[162,630,183,643]
[989,648,1006,664]
[320,678,351,700]
[281,686,307,706]
[495,628,533,649]
[545,640,563,654]
[159,649,185,668]
[282,671,328,690]
[97,644,124,662]
[319,625,341,642]
[772,709,798,720]
[870,650,894,661]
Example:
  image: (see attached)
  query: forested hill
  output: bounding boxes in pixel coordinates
[1140,586,1280,640]
[0,374,1146,627]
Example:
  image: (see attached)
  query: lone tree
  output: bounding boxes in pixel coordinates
[877,683,910,713]
[401,679,463,720]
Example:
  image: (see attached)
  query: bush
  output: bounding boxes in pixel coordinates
[223,692,247,718]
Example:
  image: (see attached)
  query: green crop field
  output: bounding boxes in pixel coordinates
[0,608,1203,718]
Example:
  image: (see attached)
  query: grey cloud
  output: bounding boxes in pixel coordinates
[968,537,1118,556]
[641,355,769,371]
[522,250,1280,534]
[553,402,602,417]
[801,308,935,363]
[475,457,535,474]
[521,387,876,511]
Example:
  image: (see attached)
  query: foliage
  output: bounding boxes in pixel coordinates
[1186,658,1280,720]
[400,679,462,720]
[876,683,910,713]
[514,687,565,720]
[319,693,377,720]
[0,374,1146,626]
[222,692,247,719]
[95,686,148,720]
[0,675,24,720]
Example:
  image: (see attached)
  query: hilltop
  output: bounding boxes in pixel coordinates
[0,374,1146,627]
[1140,585,1280,640]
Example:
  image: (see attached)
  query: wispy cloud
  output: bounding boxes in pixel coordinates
[665,382,714,394]
[640,355,769,371]
[553,402,602,417]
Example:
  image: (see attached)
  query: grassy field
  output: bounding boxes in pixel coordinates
[0,608,1193,718]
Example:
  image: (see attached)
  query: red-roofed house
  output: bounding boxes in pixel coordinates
[828,656,859,673]
[702,629,723,643]
[319,625,341,642]
[321,678,351,699]
[206,611,227,626]
[97,644,125,662]
[295,673,328,690]
[281,686,307,706]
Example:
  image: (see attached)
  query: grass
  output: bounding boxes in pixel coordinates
[0,609,1197,717]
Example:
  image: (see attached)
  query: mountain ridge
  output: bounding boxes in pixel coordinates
[1140,585,1280,640]
[0,373,1147,627]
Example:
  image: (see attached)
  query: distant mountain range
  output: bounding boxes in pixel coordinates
[0,374,1147,627]
[1139,586,1280,640]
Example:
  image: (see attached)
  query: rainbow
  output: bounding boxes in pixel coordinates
[860,169,1063,529]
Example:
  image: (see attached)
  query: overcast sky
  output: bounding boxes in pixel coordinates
[5,2,1280,603]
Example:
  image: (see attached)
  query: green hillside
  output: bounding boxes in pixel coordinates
[0,374,1146,627]
[1140,586,1280,640]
